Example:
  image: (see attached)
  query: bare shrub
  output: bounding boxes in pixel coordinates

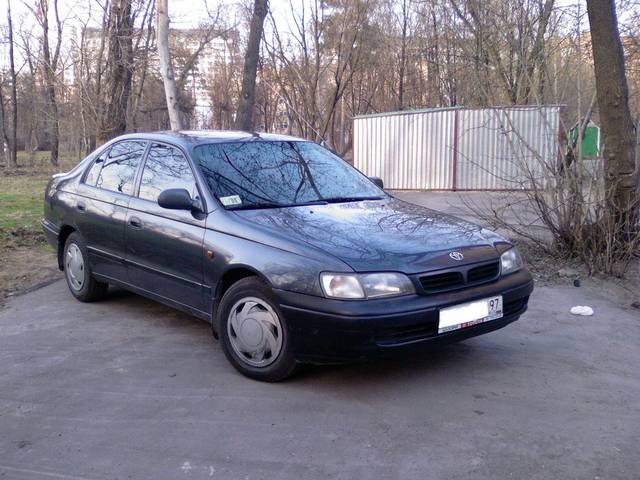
[460,109,639,277]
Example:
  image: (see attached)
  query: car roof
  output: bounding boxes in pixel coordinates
[114,130,307,149]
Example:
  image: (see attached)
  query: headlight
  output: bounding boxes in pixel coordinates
[320,272,415,299]
[500,247,523,275]
[359,273,415,298]
[320,274,364,299]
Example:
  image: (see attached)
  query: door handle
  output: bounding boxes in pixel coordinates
[77,201,86,212]
[129,217,142,229]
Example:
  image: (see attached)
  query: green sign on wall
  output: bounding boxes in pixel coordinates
[569,124,600,158]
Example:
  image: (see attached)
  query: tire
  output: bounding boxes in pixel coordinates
[63,232,108,302]
[217,277,298,382]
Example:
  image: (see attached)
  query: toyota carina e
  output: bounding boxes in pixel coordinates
[42,131,533,381]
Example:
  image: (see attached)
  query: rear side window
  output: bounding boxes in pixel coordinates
[95,141,146,195]
[84,149,110,186]
[138,143,197,202]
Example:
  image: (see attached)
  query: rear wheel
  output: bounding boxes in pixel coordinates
[63,232,108,302]
[218,277,298,381]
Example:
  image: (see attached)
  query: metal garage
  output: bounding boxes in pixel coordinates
[353,106,561,190]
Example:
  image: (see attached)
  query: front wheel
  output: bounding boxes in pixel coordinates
[217,277,298,382]
[63,232,108,302]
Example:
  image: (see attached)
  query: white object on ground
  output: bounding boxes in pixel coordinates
[570,306,594,316]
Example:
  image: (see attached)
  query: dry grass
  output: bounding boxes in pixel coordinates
[0,151,78,303]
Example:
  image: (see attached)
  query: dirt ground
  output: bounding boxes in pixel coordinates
[0,167,65,304]
[0,244,60,305]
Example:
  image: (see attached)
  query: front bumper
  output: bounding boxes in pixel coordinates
[275,269,533,363]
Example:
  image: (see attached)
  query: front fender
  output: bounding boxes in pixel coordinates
[203,228,351,298]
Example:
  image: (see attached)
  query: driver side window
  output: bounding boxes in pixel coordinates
[138,143,197,202]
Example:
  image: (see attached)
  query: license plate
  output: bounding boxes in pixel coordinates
[438,296,503,334]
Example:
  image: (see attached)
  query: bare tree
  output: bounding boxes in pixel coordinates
[235,0,268,131]
[0,78,9,166]
[31,0,63,166]
[265,0,372,150]
[530,0,554,100]
[176,7,227,93]
[129,0,156,130]
[7,0,18,167]
[395,0,411,110]
[156,0,183,131]
[449,0,557,105]
[586,0,638,230]
[97,0,134,143]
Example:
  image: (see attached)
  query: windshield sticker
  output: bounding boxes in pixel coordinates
[220,195,242,207]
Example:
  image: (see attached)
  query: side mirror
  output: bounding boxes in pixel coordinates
[369,176,384,190]
[158,188,198,211]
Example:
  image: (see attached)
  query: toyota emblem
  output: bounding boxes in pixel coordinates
[449,251,464,261]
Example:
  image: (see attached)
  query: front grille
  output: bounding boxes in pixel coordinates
[418,260,500,294]
[467,261,500,283]
[419,271,464,291]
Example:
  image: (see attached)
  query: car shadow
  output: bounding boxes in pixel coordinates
[104,285,137,300]
[293,342,491,384]
[97,287,519,386]
[98,286,210,331]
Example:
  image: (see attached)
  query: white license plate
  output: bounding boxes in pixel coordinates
[438,296,503,334]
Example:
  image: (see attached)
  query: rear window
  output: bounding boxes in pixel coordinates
[95,141,147,195]
[84,149,110,186]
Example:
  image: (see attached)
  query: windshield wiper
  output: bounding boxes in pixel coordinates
[322,196,384,203]
[227,202,285,210]
[227,200,328,210]
[226,196,384,210]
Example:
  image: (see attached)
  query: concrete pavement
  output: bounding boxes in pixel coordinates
[392,190,547,233]
[1,279,638,479]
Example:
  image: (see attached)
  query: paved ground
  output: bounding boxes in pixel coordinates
[393,190,546,232]
[1,278,639,480]
[393,191,510,221]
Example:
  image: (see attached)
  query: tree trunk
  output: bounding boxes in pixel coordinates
[234,0,268,131]
[397,0,409,110]
[130,2,155,131]
[7,0,18,167]
[586,0,638,228]
[39,0,62,166]
[530,0,554,102]
[157,0,183,131]
[0,85,9,167]
[97,0,134,143]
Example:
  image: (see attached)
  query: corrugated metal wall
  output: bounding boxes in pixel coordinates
[353,106,561,190]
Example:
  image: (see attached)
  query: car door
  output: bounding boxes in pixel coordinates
[75,140,148,281]
[125,142,207,313]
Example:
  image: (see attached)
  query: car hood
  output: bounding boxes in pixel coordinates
[232,197,505,274]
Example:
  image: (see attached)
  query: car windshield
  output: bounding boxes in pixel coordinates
[193,141,383,210]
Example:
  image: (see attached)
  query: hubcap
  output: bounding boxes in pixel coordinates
[227,297,283,368]
[65,243,85,291]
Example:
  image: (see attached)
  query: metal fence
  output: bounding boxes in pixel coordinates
[353,106,562,190]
